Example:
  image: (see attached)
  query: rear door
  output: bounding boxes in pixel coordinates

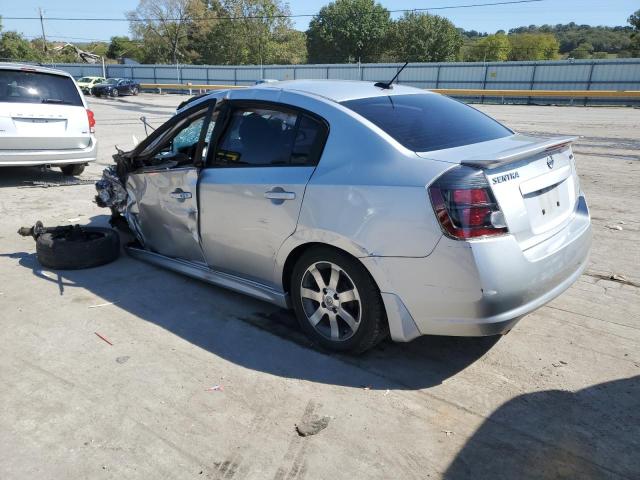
[0,67,90,150]
[126,100,217,262]
[199,101,328,287]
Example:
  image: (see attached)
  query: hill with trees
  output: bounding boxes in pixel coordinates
[1,2,639,65]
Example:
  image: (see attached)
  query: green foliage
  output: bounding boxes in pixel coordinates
[465,33,510,61]
[387,12,463,62]
[629,10,640,57]
[107,36,143,61]
[508,23,632,54]
[189,0,305,65]
[507,33,559,61]
[570,42,594,59]
[306,0,391,63]
[0,31,43,62]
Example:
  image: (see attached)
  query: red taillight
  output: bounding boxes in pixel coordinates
[429,167,508,240]
[86,109,95,133]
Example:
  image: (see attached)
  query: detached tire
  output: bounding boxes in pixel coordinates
[36,227,120,270]
[60,164,85,176]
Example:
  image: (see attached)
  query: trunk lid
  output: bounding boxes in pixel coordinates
[419,134,580,249]
[0,103,91,150]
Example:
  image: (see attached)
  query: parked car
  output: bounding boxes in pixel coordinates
[95,80,591,353]
[0,63,97,175]
[92,78,140,97]
[76,76,106,95]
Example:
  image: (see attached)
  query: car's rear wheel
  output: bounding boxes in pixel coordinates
[131,87,139,95]
[111,89,119,97]
[60,164,85,176]
[291,247,387,353]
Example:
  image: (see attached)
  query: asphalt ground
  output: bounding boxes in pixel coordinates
[0,93,638,479]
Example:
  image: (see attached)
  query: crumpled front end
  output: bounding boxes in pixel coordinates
[94,151,147,246]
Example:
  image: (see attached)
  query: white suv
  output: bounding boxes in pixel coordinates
[0,63,97,175]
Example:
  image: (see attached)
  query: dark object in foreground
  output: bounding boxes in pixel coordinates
[296,415,330,437]
[18,221,120,270]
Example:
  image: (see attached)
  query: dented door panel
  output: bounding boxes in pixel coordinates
[126,167,205,262]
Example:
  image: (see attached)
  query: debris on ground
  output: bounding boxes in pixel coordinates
[296,415,330,437]
[605,225,623,231]
[585,271,640,288]
[88,302,118,309]
[205,385,224,392]
[94,332,113,346]
[442,430,454,437]
[19,179,100,188]
[116,356,130,364]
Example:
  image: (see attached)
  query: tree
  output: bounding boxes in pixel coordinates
[570,42,594,59]
[107,36,143,61]
[0,31,42,62]
[127,0,195,64]
[508,33,559,60]
[387,12,462,62]
[306,0,391,63]
[185,0,305,65]
[629,9,640,57]
[466,33,510,61]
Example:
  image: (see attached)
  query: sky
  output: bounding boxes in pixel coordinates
[1,0,638,44]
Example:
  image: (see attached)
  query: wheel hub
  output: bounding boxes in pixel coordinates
[300,262,362,342]
[323,289,338,309]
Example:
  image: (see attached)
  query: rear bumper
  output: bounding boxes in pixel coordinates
[0,137,97,166]
[363,195,592,341]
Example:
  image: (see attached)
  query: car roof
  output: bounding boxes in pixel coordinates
[0,62,72,77]
[255,79,430,102]
[176,80,433,115]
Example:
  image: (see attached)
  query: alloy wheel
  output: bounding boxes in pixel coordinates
[300,261,362,342]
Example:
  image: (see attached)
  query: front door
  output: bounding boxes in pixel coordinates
[126,101,217,262]
[199,102,328,287]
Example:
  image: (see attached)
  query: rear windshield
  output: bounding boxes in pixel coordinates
[0,70,83,106]
[341,94,512,152]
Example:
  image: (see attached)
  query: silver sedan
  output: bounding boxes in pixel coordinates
[96,80,592,353]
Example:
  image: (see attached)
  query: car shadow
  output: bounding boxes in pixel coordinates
[4,214,501,391]
[443,375,640,479]
[0,166,97,188]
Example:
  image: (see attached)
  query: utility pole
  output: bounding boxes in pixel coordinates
[38,7,47,53]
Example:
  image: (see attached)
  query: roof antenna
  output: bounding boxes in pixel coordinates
[374,62,409,90]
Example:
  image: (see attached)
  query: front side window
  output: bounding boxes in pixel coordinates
[213,105,327,167]
[341,94,512,152]
[143,105,218,166]
[0,70,83,106]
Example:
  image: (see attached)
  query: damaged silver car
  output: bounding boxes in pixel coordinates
[96,80,591,353]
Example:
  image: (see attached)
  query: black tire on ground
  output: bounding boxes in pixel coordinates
[36,227,120,270]
[60,164,85,176]
[291,246,388,354]
[111,89,119,97]
[132,87,139,95]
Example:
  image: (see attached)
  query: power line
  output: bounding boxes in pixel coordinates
[2,0,544,22]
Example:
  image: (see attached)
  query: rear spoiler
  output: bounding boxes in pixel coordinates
[462,135,578,169]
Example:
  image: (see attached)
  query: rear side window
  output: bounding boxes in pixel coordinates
[342,94,512,152]
[0,70,83,106]
[213,105,327,167]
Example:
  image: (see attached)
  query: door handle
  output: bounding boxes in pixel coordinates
[170,189,192,200]
[264,189,295,201]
